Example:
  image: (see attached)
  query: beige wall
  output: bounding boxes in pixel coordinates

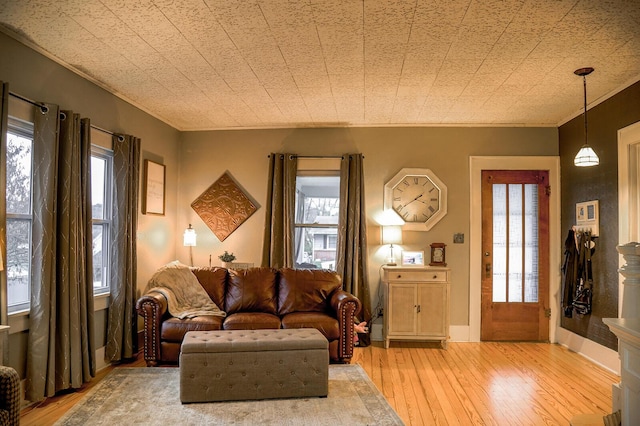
[1,28,560,373]
[1,31,180,373]
[179,126,558,327]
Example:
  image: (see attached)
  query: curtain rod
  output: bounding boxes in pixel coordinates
[92,125,124,142]
[9,91,48,113]
[9,91,124,141]
[267,154,364,159]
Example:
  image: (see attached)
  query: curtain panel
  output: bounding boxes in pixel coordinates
[336,154,371,344]
[26,107,96,402]
[106,134,140,362]
[0,82,9,364]
[261,153,297,268]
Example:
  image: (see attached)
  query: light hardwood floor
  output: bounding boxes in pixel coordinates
[21,342,619,425]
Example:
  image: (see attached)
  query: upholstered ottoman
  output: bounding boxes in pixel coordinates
[179,328,329,403]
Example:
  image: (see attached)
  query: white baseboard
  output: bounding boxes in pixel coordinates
[95,345,109,371]
[370,324,469,343]
[556,327,620,374]
[449,325,470,342]
[371,323,383,342]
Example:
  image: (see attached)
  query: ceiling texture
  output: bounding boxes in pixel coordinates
[1,0,639,131]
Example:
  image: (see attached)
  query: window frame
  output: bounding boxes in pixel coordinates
[90,145,113,295]
[5,116,35,314]
[294,158,341,270]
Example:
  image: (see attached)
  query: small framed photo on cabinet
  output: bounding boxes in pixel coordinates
[401,251,424,266]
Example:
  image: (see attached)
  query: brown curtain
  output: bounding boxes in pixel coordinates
[106,135,140,362]
[26,107,96,402]
[261,153,297,268]
[0,82,9,364]
[336,154,371,343]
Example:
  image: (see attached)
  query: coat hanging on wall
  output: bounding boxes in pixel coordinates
[562,227,596,318]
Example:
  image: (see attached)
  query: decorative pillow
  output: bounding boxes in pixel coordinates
[278,268,342,315]
[225,267,278,315]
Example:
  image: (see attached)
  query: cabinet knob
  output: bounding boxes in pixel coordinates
[433,275,438,279]
[396,274,402,279]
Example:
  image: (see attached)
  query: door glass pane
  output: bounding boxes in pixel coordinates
[493,182,540,304]
[508,184,523,302]
[524,184,539,302]
[492,184,507,302]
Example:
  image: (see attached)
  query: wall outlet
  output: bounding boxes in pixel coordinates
[453,233,464,244]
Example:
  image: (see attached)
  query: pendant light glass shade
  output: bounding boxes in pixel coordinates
[573,67,599,167]
[574,144,599,167]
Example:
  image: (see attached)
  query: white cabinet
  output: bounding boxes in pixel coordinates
[383,266,450,349]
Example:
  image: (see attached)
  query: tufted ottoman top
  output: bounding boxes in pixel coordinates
[181,328,327,354]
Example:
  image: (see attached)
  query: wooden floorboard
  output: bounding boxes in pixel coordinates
[20,342,619,426]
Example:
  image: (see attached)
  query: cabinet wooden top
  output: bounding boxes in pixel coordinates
[382,265,450,272]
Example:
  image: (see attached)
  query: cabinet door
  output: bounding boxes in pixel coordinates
[417,284,446,336]
[388,284,416,335]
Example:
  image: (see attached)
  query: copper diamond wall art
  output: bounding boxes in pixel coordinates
[191,172,258,241]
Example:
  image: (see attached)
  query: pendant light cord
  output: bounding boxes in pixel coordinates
[582,74,588,146]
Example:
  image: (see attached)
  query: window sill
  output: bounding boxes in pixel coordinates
[8,292,111,334]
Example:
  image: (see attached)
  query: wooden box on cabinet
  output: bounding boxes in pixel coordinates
[382,266,450,349]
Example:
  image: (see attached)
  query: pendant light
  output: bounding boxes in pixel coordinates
[573,67,599,167]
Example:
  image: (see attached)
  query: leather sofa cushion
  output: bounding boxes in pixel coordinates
[281,312,340,340]
[161,316,224,342]
[191,267,227,310]
[278,268,342,315]
[223,312,281,330]
[226,267,278,315]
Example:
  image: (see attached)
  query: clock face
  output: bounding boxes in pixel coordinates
[391,175,440,223]
[384,168,447,231]
[433,248,444,262]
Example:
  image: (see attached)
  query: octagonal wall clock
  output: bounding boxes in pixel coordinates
[384,168,448,231]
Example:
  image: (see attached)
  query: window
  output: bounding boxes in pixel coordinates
[294,159,341,270]
[6,117,34,313]
[91,146,113,294]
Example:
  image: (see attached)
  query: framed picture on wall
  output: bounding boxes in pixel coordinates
[142,159,165,215]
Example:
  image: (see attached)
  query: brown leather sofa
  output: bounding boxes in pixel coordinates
[136,266,362,365]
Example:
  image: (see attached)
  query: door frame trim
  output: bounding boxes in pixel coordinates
[469,156,561,342]
[618,121,640,314]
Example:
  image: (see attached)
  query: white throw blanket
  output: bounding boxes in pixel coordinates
[144,261,226,319]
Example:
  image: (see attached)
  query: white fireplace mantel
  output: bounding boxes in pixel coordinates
[603,318,640,425]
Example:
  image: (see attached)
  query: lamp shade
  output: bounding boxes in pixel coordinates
[183,224,197,247]
[382,225,403,245]
[574,144,599,167]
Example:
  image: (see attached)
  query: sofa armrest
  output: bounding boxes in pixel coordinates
[0,366,20,426]
[329,290,362,362]
[136,292,169,366]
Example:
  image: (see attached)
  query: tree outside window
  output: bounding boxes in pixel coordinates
[6,119,34,313]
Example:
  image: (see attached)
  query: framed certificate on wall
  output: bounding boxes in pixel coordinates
[142,159,165,215]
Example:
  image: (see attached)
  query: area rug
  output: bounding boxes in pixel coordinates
[54,364,404,425]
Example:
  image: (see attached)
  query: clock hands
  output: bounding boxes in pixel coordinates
[407,193,424,204]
